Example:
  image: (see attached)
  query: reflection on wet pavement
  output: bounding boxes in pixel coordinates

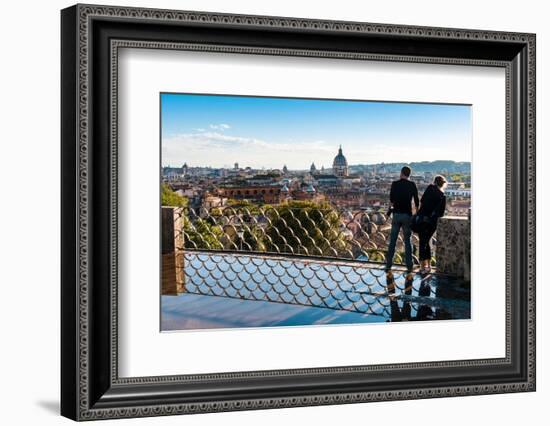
[161,251,470,331]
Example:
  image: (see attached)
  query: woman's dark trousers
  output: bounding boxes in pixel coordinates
[418,222,436,262]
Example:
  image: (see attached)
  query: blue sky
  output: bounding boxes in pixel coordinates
[161,93,472,169]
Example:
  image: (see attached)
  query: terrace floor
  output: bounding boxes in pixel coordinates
[161,251,471,331]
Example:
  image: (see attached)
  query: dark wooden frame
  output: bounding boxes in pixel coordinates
[61,4,536,421]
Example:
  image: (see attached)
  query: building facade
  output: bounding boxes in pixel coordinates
[218,185,283,204]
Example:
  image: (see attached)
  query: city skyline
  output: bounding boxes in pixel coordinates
[163,158,471,172]
[161,93,472,169]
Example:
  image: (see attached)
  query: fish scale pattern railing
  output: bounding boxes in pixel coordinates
[175,206,437,266]
[183,252,438,319]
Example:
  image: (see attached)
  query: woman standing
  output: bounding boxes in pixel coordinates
[417,175,447,274]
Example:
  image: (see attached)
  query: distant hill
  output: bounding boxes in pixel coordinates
[350,160,471,174]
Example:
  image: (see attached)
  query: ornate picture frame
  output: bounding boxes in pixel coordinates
[61,4,535,421]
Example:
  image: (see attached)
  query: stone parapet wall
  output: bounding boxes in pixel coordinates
[436,216,471,280]
[161,206,185,295]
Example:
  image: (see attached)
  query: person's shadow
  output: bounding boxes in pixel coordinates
[416,279,434,320]
[386,274,434,321]
[387,273,413,321]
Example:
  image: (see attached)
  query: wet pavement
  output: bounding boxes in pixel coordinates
[161,251,470,331]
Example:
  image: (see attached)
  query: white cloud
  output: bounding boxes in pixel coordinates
[209,123,231,131]
[167,131,266,149]
[162,131,336,169]
[162,131,470,169]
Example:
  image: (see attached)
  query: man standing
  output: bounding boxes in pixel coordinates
[385,166,419,276]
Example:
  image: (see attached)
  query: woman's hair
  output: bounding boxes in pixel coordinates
[434,175,447,188]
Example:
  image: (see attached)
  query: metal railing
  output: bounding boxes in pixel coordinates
[184,251,434,318]
[162,207,470,321]
[175,205,437,266]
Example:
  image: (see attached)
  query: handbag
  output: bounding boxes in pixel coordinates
[410,213,430,233]
[411,192,444,233]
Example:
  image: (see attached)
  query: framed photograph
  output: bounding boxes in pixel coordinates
[61,4,536,421]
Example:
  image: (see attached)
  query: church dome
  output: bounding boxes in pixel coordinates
[333,146,348,167]
[332,145,349,177]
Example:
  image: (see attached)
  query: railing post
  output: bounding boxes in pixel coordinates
[436,215,471,280]
[161,206,185,295]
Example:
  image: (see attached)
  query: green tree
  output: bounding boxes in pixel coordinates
[161,184,188,207]
[265,201,348,257]
[160,184,223,250]
[216,200,268,252]
[184,217,224,250]
[225,199,264,214]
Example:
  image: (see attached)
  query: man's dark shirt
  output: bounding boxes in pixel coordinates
[389,178,419,215]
